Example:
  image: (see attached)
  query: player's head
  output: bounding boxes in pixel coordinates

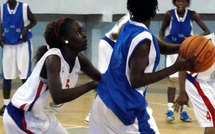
[44,17,87,51]
[172,0,190,7]
[127,0,158,22]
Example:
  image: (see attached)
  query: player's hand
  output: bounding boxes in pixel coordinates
[174,93,189,112]
[174,54,196,71]
[21,27,28,42]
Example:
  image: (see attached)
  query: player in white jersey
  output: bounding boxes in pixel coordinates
[175,33,215,134]
[0,0,37,115]
[98,13,129,73]
[3,17,101,134]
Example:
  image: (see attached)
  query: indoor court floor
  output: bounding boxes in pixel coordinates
[0,74,204,134]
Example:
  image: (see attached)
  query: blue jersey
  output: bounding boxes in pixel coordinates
[96,20,160,125]
[1,2,32,45]
[165,9,193,44]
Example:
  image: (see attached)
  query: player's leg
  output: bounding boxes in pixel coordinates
[186,75,215,131]
[3,106,28,134]
[179,71,191,122]
[166,78,176,122]
[1,45,17,115]
[89,95,160,134]
[0,79,12,115]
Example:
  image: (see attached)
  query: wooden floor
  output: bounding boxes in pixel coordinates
[0,74,204,134]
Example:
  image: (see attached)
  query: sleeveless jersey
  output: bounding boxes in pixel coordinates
[96,20,160,125]
[165,9,193,44]
[11,48,80,116]
[190,33,215,80]
[1,2,32,45]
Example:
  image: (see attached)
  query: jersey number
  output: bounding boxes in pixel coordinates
[66,79,70,88]
[206,111,212,121]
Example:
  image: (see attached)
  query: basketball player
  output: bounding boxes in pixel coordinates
[85,13,130,122]
[0,0,37,115]
[175,33,215,134]
[89,0,194,133]
[98,13,129,73]
[3,17,101,134]
[159,0,210,122]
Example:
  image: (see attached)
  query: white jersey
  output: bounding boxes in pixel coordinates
[195,33,215,80]
[11,48,80,115]
[185,33,215,127]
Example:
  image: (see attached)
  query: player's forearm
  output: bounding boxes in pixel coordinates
[52,81,98,104]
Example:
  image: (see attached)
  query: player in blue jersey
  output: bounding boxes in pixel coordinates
[89,0,195,133]
[0,0,37,115]
[159,0,210,122]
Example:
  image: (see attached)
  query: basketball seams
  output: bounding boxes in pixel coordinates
[194,39,210,63]
[183,36,198,58]
[180,35,215,72]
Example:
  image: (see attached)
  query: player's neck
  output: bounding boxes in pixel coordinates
[7,1,17,10]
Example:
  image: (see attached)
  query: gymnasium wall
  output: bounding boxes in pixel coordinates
[0,0,215,72]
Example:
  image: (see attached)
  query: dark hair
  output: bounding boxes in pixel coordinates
[172,0,190,6]
[127,0,158,22]
[34,17,78,63]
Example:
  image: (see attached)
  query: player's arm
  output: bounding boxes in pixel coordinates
[129,40,193,88]
[191,11,210,35]
[21,5,37,41]
[78,53,101,81]
[174,71,189,112]
[159,11,171,41]
[108,13,129,41]
[156,37,180,54]
[46,55,98,104]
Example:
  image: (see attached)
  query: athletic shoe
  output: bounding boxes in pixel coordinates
[166,110,175,122]
[180,111,192,122]
[0,105,6,116]
[85,113,90,123]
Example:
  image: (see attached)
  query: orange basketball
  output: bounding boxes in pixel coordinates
[179,35,215,72]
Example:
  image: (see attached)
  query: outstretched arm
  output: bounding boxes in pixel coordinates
[129,39,193,88]
[78,53,101,81]
[46,55,99,105]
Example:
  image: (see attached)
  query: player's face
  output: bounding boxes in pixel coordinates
[67,22,87,51]
[175,0,189,12]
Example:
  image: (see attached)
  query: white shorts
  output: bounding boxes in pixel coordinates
[2,41,32,79]
[3,103,68,134]
[98,37,114,74]
[186,74,215,127]
[89,96,160,134]
[166,54,178,78]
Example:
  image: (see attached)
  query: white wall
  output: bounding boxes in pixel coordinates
[0,0,214,14]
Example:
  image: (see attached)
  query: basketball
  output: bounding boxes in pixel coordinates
[179,35,215,72]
